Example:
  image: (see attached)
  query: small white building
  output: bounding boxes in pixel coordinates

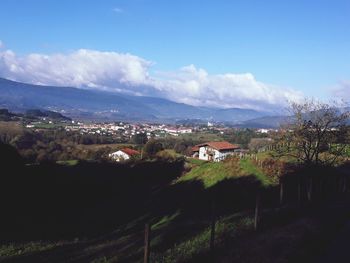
[164,127,178,133]
[257,128,269,134]
[109,148,140,162]
[192,141,240,162]
[177,128,192,134]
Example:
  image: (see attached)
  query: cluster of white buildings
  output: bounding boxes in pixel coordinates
[163,127,193,136]
[256,128,278,134]
[64,122,130,136]
[63,121,193,138]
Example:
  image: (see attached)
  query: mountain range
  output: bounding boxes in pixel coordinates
[0,78,286,127]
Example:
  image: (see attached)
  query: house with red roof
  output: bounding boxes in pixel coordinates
[109,148,140,162]
[192,141,240,162]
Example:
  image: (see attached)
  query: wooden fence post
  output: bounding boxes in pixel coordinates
[319,177,324,199]
[338,175,345,194]
[254,190,261,231]
[279,181,284,205]
[144,223,151,263]
[343,175,347,193]
[336,175,341,194]
[210,201,216,252]
[307,177,313,202]
[297,177,302,205]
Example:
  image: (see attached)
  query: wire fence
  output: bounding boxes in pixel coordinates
[142,171,350,263]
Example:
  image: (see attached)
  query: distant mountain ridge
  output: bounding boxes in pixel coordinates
[0,78,282,125]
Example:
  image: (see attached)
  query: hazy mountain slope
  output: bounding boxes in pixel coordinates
[214,108,267,122]
[0,78,273,122]
[240,116,291,128]
[0,78,158,120]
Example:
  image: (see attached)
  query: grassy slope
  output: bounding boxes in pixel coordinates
[150,159,350,263]
[178,132,223,142]
[0,157,270,263]
[75,143,136,151]
[180,157,274,188]
[148,158,274,261]
[151,212,255,262]
[240,159,272,187]
[3,158,347,263]
[2,206,348,263]
[178,161,233,188]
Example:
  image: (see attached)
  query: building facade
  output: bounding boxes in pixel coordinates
[193,141,240,162]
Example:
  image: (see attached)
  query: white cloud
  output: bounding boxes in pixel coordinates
[0,40,4,49]
[113,7,123,13]
[150,65,303,111]
[0,49,152,91]
[0,48,303,111]
[332,81,350,101]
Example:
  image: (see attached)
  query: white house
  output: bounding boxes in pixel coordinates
[192,141,240,162]
[177,128,192,134]
[164,127,192,134]
[109,148,140,162]
[164,127,178,133]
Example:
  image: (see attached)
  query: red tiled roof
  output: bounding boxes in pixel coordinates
[207,141,240,150]
[193,141,240,151]
[192,145,200,152]
[121,148,140,156]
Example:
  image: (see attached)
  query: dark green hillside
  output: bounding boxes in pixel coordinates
[0,109,19,121]
[24,109,71,121]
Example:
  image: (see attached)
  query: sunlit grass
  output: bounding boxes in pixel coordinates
[152,211,181,230]
[178,161,234,188]
[240,159,272,187]
[186,157,207,166]
[179,157,272,188]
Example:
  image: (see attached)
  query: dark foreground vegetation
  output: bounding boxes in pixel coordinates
[0,142,185,241]
[1,141,350,263]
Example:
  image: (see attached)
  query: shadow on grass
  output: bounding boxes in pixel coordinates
[0,142,185,242]
[146,174,264,261]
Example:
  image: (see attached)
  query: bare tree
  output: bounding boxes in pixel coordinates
[275,99,349,166]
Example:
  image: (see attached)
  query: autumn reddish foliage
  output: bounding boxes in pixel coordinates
[252,157,291,183]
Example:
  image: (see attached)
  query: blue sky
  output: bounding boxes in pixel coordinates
[0,0,349,110]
